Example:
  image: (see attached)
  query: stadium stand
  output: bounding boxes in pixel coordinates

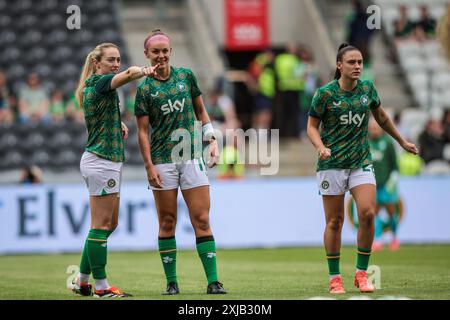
[0,0,133,171]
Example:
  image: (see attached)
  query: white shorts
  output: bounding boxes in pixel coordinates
[80,151,123,196]
[317,166,376,196]
[150,158,209,191]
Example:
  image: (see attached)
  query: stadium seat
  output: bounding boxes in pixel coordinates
[19,30,43,49]
[6,65,26,83]
[24,133,46,150]
[35,0,59,15]
[61,79,78,98]
[44,30,69,48]
[41,13,66,31]
[0,30,16,47]
[33,64,53,79]
[10,0,33,16]
[0,14,12,30]
[0,47,22,66]
[0,0,8,13]
[24,47,47,67]
[49,46,73,65]
[71,29,94,46]
[17,14,39,32]
[30,150,51,167]
[3,151,24,169]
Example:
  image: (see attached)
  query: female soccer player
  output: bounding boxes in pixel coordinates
[307,43,418,294]
[368,118,401,252]
[70,42,157,298]
[135,29,226,295]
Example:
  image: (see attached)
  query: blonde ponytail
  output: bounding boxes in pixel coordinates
[75,43,119,107]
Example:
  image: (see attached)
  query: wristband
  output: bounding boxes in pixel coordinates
[202,122,215,140]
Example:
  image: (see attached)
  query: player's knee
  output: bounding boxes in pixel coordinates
[193,212,210,232]
[359,207,376,225]
[159,214,177,233]
[327,216,344,231]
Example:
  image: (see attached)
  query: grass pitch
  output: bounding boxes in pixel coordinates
[0,245,449,300]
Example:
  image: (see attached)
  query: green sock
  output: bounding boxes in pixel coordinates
[86,229,110,280]
[196,236,218,285]
[158,237,177,285]
[79,239,91,275]
[326,252,341,275]
[357,247,372,271]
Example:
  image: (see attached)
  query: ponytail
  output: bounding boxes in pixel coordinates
[334,43,359,80]
[75,42,119,107]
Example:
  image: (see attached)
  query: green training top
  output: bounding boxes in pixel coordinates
[134,66,202,165]
[82,73,124,162]
[309,79,381,171]
[370,134,398,186]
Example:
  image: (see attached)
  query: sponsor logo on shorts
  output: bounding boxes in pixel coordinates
[107,179,116,188]
[321,180,329,190]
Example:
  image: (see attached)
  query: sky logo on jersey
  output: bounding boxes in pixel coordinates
[161,98,185,115]
[340,111,365,127]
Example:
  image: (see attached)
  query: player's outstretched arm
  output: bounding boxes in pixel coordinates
[110,64,159,90]
[371,106,419,155]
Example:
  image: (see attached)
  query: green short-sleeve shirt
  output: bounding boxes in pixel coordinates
[83,74,124,162]
[309,79,380,171]
[134,67,202,165]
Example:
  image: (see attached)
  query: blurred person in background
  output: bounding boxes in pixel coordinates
[274,43,304,138]
[217,136,245,180]
[0,70,16,125]
[307,43,418,295]
[48,89,66,123]
[438,4,450,61]
[368,118,401,252]
[18,73,49,124]
[346,0,376,65]
[393,5,415,40]
[122,83,137,121]
[418,118,445,164]
[298,45,321,140]
[205,84,240,135]
[19,165,43,184]
[135,29,226,296]
[70,42,156,299]
[441,109,450,144]
[413,5,437,41]
[247,50,276,130]
[66,92,86,123]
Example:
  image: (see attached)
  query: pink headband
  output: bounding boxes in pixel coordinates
[144,34,170,49]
